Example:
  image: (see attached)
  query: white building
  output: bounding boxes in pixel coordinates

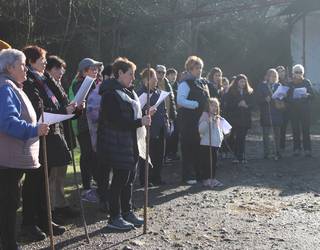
[282,0,320,89]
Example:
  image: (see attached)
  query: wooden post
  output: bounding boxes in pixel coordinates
[40,100,55,250]
[143,64,151,234]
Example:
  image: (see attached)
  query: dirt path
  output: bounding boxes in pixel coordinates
[22,125,320,250]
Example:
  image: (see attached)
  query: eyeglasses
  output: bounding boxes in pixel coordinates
[157,71,165,75]
[294,71,303,74]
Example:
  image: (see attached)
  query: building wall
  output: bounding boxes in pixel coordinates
[291,10,320,89]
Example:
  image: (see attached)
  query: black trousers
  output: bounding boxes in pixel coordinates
[234,127,248,161]
[280,110,290,150]
[109,167,136,219]
[199,146,218,180]
[180,134,201,182]
[96,161,110,203]
[0,168,23,250]
[150,132,165,183]
[139,132,166,185]
[77,131,98,190]
[166,120,179,156]
[22,166,50,228]
[291,110,311,151]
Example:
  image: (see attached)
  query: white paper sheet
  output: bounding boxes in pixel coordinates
[154,91,170,108]
[38,112,75,125]
[272,85,289,100]
[293,87,307,99]
[220,117,232,135]
[139,93,148,109]
[73,76,95,105]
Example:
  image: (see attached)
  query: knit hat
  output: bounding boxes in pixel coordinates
[78,58,103,72]
[0,40,11,51]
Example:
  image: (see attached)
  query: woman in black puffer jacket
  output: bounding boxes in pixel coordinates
[97,57,151,231]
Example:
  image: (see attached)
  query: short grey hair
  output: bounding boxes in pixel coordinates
[292,64,305,75]
[0,49,26,74]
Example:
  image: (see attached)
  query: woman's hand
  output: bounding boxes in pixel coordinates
[38,123,50,136]
[149,106,157,116]
[141,115,152,126]
[78,101,86,110]
[238,100,248,108]
[66,102,77,114]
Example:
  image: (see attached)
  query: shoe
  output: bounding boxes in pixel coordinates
[167,154,180,161]
[202,179,211,187]
[240,159,248,164]
[81,189,99,203]
[152,180,166,186]
[21,225,46,241]
[140,182,154,188]
[123,212,144,227]
[107,216,135,231]
[277,153,282,159]
[232,159,240,164]
[186,179,197,185]
[40,222,66,236]
[210,179,224,188]
[304,150,312,157]
[293,150,301,157]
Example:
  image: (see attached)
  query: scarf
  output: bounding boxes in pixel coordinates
[115,89,151,164]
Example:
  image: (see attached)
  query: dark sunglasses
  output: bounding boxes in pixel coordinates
[157,71,165,74]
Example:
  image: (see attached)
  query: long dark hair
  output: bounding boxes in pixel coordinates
[229,74,253,96]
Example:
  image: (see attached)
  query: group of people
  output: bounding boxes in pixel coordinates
[0,38,315,249]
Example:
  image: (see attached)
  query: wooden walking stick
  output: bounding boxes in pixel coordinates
[39,100,55,250]
[143,64,151,234]
[68,120,90,243]
[208,112,213,181]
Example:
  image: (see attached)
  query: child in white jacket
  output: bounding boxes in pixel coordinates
[199,98,231,188]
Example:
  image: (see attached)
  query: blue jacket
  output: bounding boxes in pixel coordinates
[0,82,38,140]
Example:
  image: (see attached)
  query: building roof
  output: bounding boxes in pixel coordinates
[281,0,320,15]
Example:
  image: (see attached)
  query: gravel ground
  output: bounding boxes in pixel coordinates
[20,122,320,250]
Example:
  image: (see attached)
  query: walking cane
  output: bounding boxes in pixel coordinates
[266,84,278,160]
[68,120,90,243]
[39,100,55,250]
[267,100,278,160]
[143,64,151,234]
[208,112,213,181]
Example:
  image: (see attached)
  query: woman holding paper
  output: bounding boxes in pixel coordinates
[287,64,314,157]
[69,57,102,203]
[137,67,169,186]
[21,45,74,240]
[45,55,80,223]
[0,48,50,250]
[257,69,284,160]
[97,57,151,230]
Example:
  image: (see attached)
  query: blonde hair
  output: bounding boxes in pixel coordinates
[205,97,220,116]
[184,55,204,72]
[265,68,279,83]
[140,67,156,80]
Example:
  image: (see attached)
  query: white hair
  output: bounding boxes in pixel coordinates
[0,49,26,74]
[292,64,305,74]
